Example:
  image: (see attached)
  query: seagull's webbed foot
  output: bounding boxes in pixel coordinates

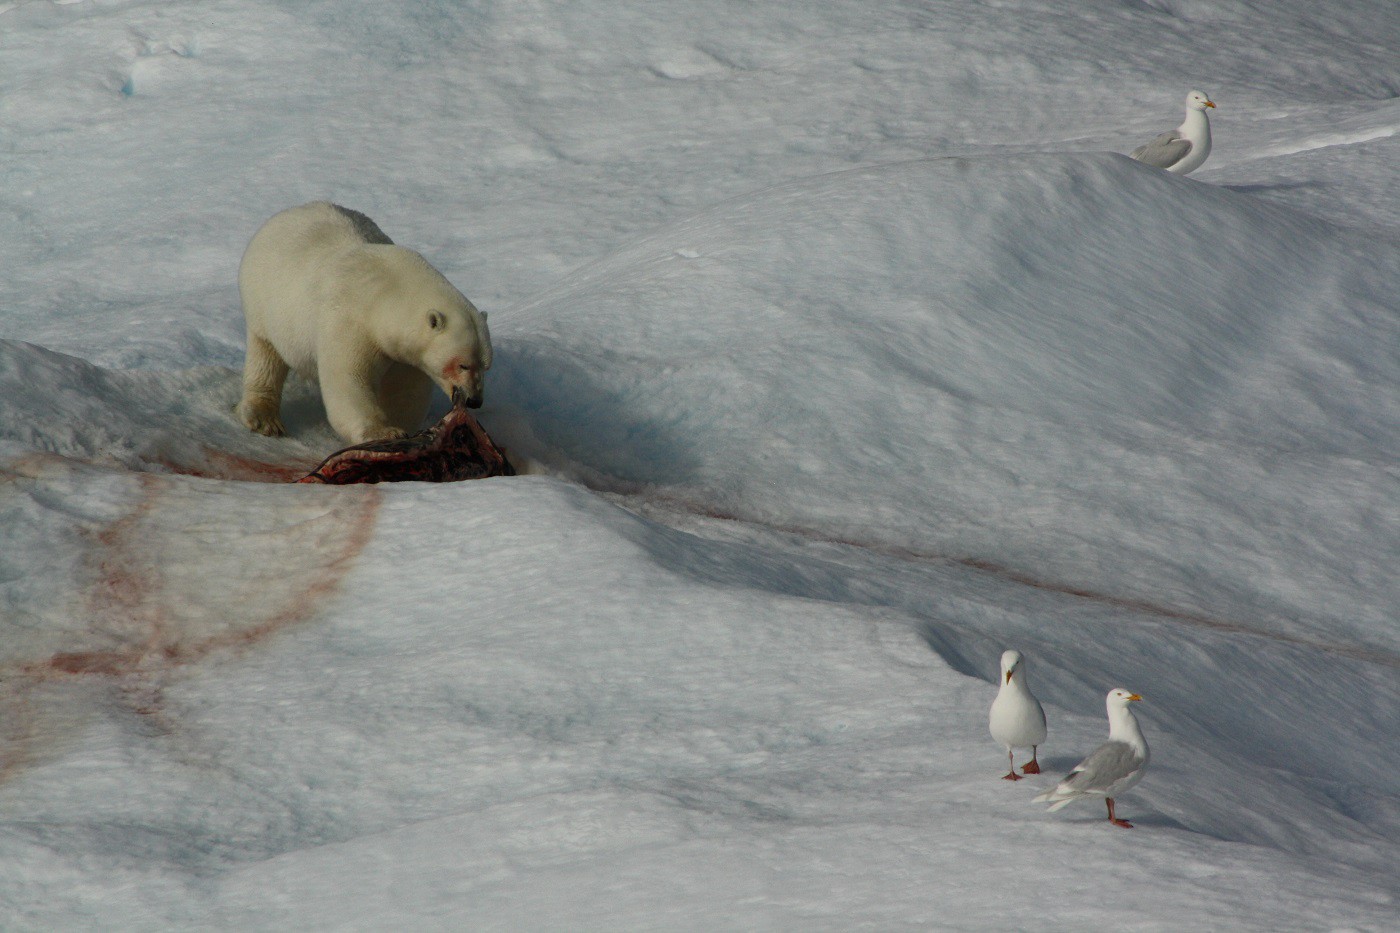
[1106,798,1133,828]
[1001,771,1023,781]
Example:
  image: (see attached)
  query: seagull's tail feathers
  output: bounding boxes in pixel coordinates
[1033,785,1080,811]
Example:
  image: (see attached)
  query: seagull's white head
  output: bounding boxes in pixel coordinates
[1186,90,1216,111]
[1000,649,1024,684]
[1107,687,1143,708]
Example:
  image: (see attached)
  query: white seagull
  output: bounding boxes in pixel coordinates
[988,649,1047,781]
[1034,688,1150,828]
[1130,90,1216,175]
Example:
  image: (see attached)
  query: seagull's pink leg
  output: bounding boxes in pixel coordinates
[1107,797,1133,828]
[1021,746,1041,774]
[1002,749,1023,781]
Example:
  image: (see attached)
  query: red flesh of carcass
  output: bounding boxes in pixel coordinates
[298,394,514,485]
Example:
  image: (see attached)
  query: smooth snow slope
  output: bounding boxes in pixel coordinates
[493,153,1400,653]
[1,411,1395,929]
[1,0,1397,929]
[3,0,1398,361]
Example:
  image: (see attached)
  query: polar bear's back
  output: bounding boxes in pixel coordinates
[239,202,395,372]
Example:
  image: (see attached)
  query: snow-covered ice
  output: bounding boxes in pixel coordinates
[1,0,1397,929]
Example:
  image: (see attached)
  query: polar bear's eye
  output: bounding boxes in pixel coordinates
[428,311,445,331]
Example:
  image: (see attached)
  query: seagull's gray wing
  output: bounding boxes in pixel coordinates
[1130,130,1192,169]
[1059,740,1144,794]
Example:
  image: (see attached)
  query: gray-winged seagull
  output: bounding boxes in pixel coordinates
[1034,688,1150,827]
[1130,90,1216,175]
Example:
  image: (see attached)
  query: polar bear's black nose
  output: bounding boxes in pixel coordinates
[450,385,484,409]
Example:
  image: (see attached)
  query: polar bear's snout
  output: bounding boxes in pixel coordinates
[441,358,485,408]
[449,385,479,410]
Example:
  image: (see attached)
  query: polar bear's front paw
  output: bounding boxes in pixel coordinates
[359,425,409,443]
[237,401,286,437]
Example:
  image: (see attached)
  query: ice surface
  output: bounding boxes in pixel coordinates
[0,0,1396,929]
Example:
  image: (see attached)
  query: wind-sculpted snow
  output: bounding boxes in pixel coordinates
[493,153,1400,653]
[1,0,1398,927]
[0,340,334,480]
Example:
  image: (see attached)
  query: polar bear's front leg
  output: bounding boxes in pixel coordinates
[237,334,290,436]
[320,355,409,445]
[378,362,436,435]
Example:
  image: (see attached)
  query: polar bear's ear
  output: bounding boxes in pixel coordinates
[428,311,446,331]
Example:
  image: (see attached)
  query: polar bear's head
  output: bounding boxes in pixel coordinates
[421,298,492,409]
[378,249,493,408]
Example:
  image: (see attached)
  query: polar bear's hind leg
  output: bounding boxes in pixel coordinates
[237,334,290,437]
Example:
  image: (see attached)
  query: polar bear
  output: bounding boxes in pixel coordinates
[236,201,492,445]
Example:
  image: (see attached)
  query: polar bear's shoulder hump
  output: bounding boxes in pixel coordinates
[325,203,394,245]
[269,201,395,248]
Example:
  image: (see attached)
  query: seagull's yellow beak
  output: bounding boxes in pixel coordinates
[1128,693,1143,701]
[1005,670,1013,684]
[1205,100,1216,109]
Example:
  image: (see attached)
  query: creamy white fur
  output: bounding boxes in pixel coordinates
[236,202,491,444]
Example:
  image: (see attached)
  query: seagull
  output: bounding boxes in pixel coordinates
[1034,688,1150,828]
[989,649,1047,781]
[1130,90,1216,175]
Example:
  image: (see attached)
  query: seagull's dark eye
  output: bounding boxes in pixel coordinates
[428,311,445,331]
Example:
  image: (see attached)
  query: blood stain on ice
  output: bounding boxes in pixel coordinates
[0,457,381,781]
